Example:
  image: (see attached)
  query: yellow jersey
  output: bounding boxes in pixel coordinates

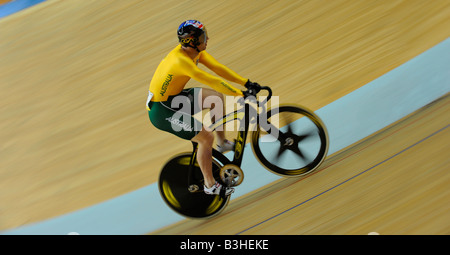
[149,45,247,102]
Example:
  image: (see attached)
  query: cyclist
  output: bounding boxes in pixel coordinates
[147,20,259,196]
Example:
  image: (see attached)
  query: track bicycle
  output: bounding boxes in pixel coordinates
[158,85,329,218]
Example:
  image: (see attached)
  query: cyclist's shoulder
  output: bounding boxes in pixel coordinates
[156,46,190,73]
[167,45,194,65]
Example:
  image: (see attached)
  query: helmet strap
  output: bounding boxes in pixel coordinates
[185,43,201,53]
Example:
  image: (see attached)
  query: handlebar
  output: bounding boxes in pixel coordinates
[260,86,272,104]
[257,86,272,106]
[242,85,272,106]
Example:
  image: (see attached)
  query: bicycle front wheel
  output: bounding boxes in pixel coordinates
[251,105,329,176]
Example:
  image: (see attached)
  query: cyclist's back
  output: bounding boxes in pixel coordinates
[148,44,245,103]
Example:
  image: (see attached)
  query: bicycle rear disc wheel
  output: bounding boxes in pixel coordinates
[251,105,329,176]
[158,152,230,218]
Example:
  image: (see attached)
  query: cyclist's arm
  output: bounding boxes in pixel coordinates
[199,51,248,86]
[180,57,244,97]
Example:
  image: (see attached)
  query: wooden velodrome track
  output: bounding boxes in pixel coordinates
[1,0,449,234]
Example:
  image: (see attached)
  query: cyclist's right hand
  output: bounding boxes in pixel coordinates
[242,89,256,98]
[243,80,262,98]
[245,80,262,92]
[242,81,272,107]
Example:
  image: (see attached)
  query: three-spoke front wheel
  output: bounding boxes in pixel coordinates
[251,105,329,176]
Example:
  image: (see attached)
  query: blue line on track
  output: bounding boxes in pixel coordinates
[0,0,46,19]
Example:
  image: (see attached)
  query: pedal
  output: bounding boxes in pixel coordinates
[219,185,234,199]
[188,184,200,193]
[220,164,244,187]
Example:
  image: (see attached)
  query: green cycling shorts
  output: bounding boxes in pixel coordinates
[148,88,202,140]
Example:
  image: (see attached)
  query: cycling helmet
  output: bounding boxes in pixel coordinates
[177,20,208,51]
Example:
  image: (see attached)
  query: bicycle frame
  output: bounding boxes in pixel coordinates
[187,99,259,191]
[187,87,272,191]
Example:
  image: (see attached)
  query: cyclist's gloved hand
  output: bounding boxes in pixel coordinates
[242,89,255,99]
[242,79,262,98]
[245,79,262,93]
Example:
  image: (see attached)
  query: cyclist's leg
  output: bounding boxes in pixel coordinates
[191,127,215,188]
[192,128,234,196]
[199,88,227,145]
[149,88,232,193]
[192,89,234,194]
